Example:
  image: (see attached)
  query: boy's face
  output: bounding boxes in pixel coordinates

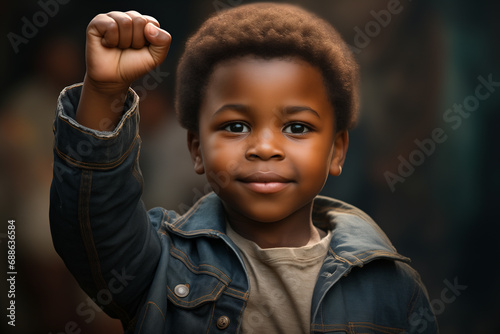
[188,57,347,224]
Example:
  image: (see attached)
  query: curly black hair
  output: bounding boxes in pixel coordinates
[175,2,359,132]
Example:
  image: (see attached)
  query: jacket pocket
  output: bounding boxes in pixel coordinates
[167,279,226,308]
[161,247,233,333]
[135,262,230,334]
[166,245,231,308]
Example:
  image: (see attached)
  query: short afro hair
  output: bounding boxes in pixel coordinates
[175,2,359,132]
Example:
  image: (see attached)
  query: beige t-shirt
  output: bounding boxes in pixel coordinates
[226,224,333,334]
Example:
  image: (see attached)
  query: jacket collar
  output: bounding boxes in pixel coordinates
[312,195,410,265]
[166,192,409,266]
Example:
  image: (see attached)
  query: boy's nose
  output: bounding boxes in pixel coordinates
[245,129,285,161]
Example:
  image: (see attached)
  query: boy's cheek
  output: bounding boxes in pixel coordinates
[204,144,241,169]
[206,168,233,193]
[202,154,240,190]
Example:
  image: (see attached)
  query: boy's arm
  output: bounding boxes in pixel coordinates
[49,11,171,329]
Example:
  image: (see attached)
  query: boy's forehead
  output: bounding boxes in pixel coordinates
[199,56,336,123]
[205,56,328,97]
[211,55,312,76]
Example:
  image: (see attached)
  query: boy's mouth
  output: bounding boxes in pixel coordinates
[237,172,293,194]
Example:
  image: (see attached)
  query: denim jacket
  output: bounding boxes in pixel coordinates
[50,84,438,334]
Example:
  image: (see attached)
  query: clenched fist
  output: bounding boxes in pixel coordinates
[76,11,171,131]
[86,11,171,86]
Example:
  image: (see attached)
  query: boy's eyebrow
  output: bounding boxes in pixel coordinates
[211,104,248,118]
[212,104,321,118]
[283,105,320,118]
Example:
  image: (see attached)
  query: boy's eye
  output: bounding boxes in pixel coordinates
[283,123,310,134]
[224,122,250,133]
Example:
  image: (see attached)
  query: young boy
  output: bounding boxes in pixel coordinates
[50,3,438,333]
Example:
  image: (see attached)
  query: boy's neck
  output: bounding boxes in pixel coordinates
[224,203,325,248]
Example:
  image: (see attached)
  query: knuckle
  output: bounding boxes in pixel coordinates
[106,11,133,27]
[94,13,108,20]
[125,10,142,16]
[132,16,147,25]
[117,16,133,27]
[102,20,118,34]
[88,13,106,29]
[143,15,160,26]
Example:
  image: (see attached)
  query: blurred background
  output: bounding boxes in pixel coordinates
[0,0,498,333]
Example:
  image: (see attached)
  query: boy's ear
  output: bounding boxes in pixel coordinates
[187,130,205,175]
[329,130,349,176]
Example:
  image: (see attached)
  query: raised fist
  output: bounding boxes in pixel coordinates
[85,10,171,90]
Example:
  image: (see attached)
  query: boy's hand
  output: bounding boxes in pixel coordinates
[76,11,171,130]
[86,11,171,90]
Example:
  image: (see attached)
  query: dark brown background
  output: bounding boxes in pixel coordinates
[1,0,499,333]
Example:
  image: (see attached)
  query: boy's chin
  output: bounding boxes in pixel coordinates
[220,197,312,225]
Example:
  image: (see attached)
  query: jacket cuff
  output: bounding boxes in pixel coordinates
[53,83,140,169]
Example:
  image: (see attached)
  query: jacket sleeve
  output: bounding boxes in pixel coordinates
[49,84,161,330]
[405,264,439,334]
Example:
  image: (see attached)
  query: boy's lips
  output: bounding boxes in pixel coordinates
[237,172,293,194]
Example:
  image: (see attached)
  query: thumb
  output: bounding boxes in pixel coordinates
[145,23,171,65]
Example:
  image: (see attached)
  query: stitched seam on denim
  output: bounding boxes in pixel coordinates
[159,210,172,231]
[320,302,325,331]
[327,210,396,251]
[171,228,222,237]
[223,287,249,300]
[352,322,404,332]
[343,252,364,266]
[170,247,231,283]
[236,296,247,332]
[148,301,166,321]
[333,250,405,268]
[170,196,205,228]
[354,249,409,263]
[348,322,403,333]
[205,302,217,334]
[224,287,248,299]
[317,200,386,236]
[58,116,119,141]
[167,281,225,307]
[172,195,208,228]
[407,277,420,318]
[57,93,139,141]
[78,170,131,324]
[355,251,404,263]
[330,249,353,266]
[136,302,149,334]
[79,170,101,282]
[171,252,231,284]
[354,249,391,258]
[161,209,168,223]
[156,210,171,235]
[310,323,347,331]
[132,141,143,189]
[170,192,214,229]
[54,134,139,170]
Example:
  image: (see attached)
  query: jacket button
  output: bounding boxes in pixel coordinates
[216,315,230,329]
[174,284,189,298]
